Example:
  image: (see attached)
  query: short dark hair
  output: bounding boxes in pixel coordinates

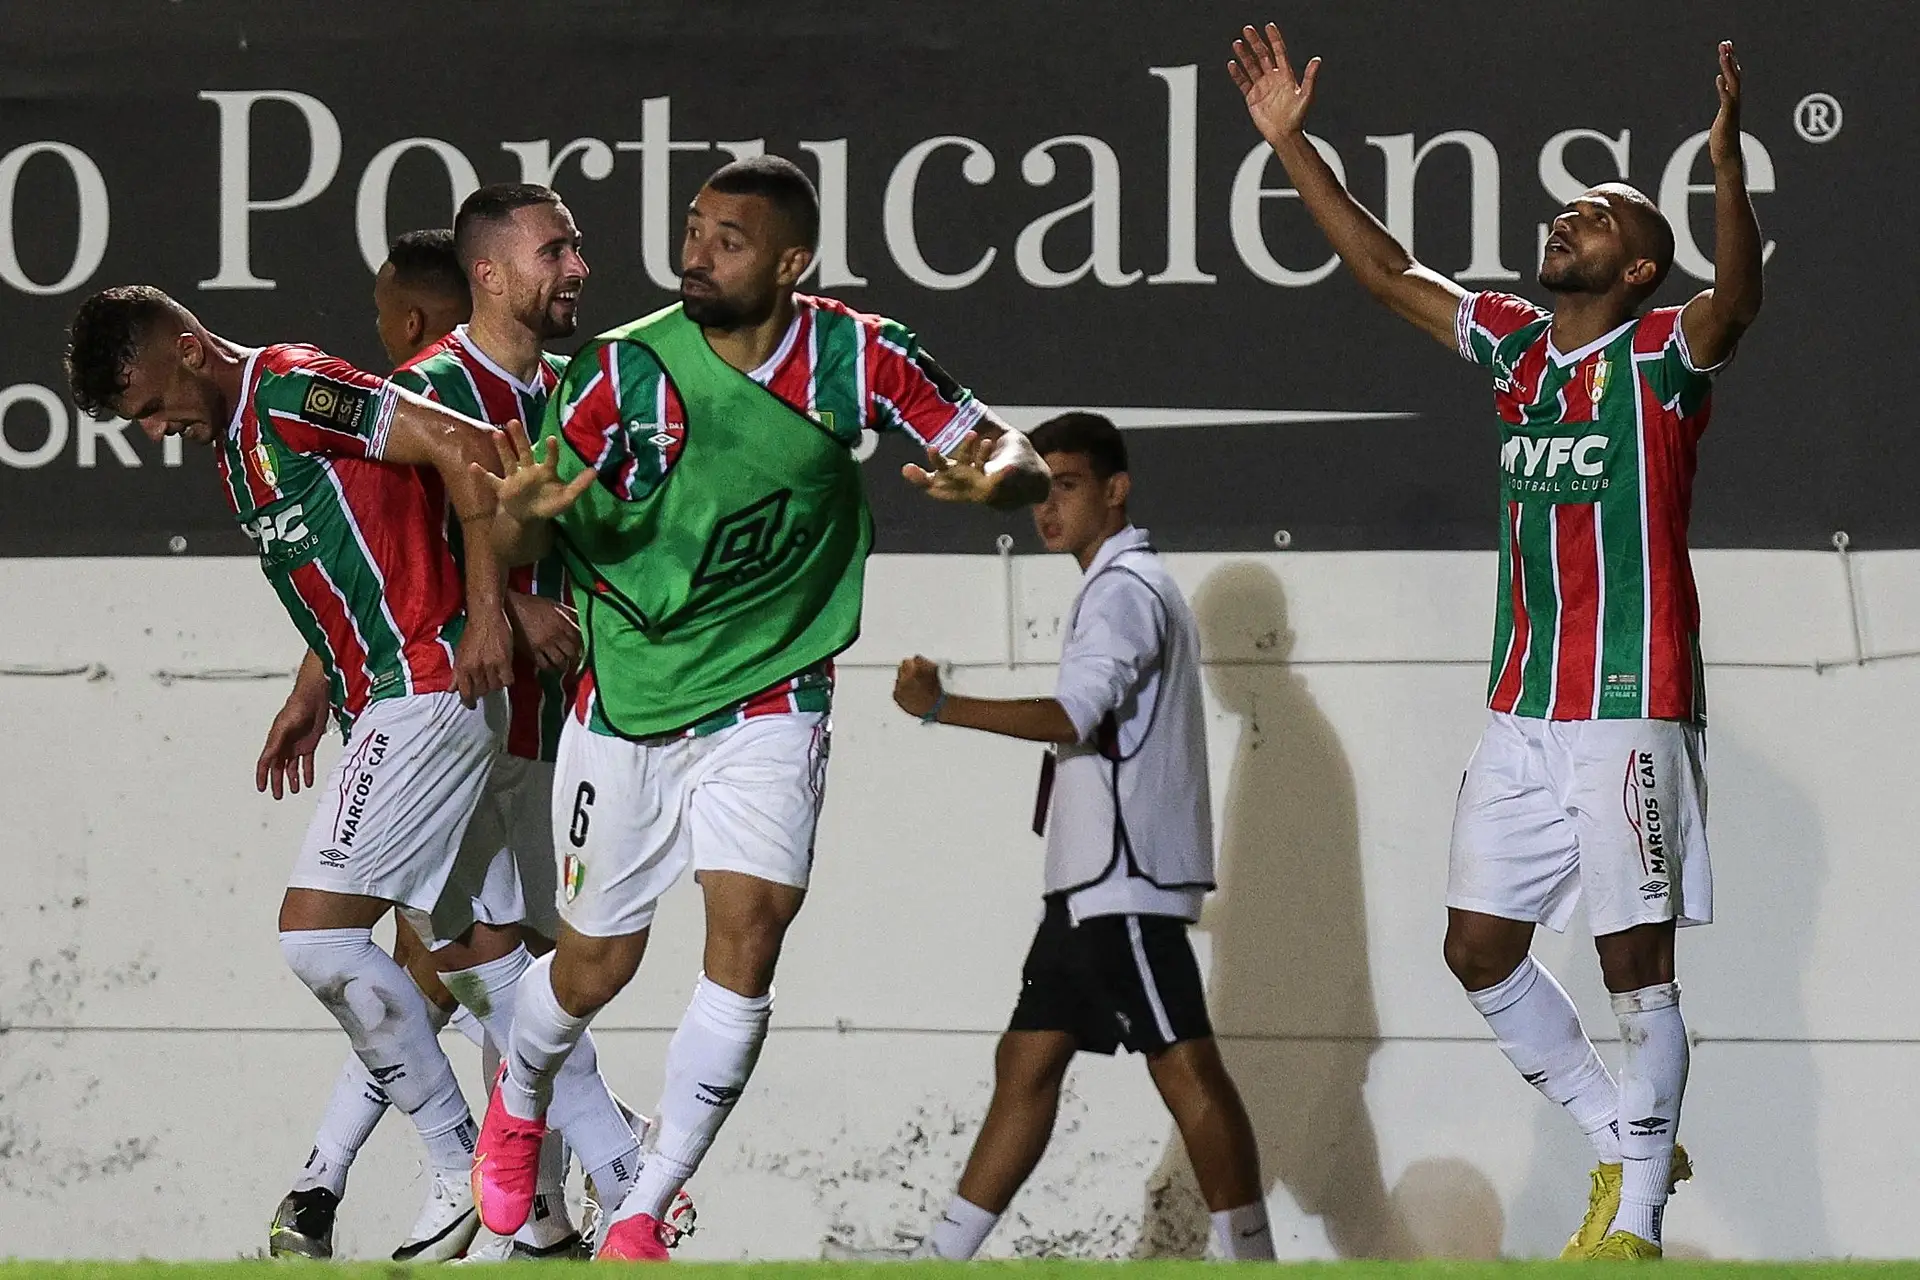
[454,183,563,268]
[66,284,182,420]
[385,227,468,303]
[704,155,820,250]
[1028,411,1128,481]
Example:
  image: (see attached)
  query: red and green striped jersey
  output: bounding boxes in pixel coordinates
[392,327,575,763]
[1457,293,1721,724]
[553,293,984,738]
[213,345,464,729]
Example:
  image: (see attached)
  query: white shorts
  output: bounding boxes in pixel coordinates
[459,755,561,942]
[1447,711,1711,936]
[553,711,830,938]
[290,690,504,945]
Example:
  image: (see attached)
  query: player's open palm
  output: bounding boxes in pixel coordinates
[256,680,330,800]
[903,431,996,504]
[1228,22,1320,143]
[475,419,598,524]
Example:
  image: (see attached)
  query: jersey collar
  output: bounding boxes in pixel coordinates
[1546,316,1637,368]
[451,325,551,396]
[1082,524,1150,578]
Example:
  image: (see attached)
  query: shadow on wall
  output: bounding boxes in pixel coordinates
[1133,562,1501,1260]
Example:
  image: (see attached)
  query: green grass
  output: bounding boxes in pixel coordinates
[6,1265,1920,1277]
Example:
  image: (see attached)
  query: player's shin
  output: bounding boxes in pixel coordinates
[279,929,477,1175]
[614,973,770,1222]
[1608,982,1688,1245]
[1466,956,1621,1163]
[499,950,595,1121]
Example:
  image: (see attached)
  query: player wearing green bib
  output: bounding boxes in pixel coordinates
[468,156,1050,1260]
[1232,26,1764,1258]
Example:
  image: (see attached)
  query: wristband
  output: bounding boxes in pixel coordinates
[919,691,948,725]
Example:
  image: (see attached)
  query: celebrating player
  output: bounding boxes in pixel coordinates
[261,227,480,1260]
[1230,24,1762,1259]
[65,285,518,1260]
[845,413,1272,1262]
[467,155,1050,1261]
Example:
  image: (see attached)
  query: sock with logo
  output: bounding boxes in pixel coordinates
[1210,1201,1276,1260]
[926,1195,999,1260]
[300,998,456,1196]
[614,973,771,1222]
[1608,982,1687,1244]
[1466,955,1621,1164]
[511,1131,578,1250]
[279,928,475,1176]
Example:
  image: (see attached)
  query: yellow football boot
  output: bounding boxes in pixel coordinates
[1588,1229,1662,1260]
[1559,1144,1691,1259]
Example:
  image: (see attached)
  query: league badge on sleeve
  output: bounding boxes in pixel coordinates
[301,379,367,432]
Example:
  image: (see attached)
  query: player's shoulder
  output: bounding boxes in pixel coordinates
[1630,305,1688,353]
[796,292,912,345]
[1470,291,1551,332]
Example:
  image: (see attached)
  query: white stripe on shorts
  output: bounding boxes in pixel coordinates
[1126,915,1176,1044]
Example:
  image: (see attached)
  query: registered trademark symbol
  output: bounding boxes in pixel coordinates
[1794,93,1842,143]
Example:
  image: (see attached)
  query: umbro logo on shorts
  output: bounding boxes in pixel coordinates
[1640,879,1670,900]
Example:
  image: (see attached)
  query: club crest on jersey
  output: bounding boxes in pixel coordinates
[1587,357,1612,408]
[252,438,279,488]
[301,379,365,432]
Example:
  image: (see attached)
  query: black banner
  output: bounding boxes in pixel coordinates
[0,0,1908,555]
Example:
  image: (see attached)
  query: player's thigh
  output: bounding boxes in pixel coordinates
[1564,718,1712,937]
[423,752,522,946]
[685,713,830,893]
[1447,712,1582,932]
[476,755,561,943]
[1077,912,1213,1056]
[291,691,498,932]
[551,717,693,939]
[1007,897,1111,1054]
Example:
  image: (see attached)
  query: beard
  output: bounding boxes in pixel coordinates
[1537,254,1611,295]
[515,291,578,340]
[680,276,774,330]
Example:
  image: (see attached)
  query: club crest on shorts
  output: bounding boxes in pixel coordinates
[563,853,585,903]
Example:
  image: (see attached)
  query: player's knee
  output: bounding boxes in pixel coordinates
[1442,928,1523,993]
[280,927,378,1025]
[991,1034,1071,1098]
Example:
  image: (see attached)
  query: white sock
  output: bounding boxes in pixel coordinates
[1608,982,1687,1244]
[300,996,453,1194]
[1467,956,1621,1164]
[1211,1201,1275,1260]
[279,929,475,1175]
[616,973,770,1222]
[448,1002,487,1050]
[514,1132,577,1249]
[927,1195,998,1260]
[500,951,592,1121]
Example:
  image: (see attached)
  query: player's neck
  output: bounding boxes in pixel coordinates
[462,311,544,386]
[1074,516,1132,571]
[1547,293,1637,354]
[204,330,255,412]
[703,294,797,375]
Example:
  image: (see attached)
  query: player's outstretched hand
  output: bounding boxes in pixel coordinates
[507,591,582,675]
[1229,22,1320,143]
[1708,40,1743,169]
[256,678,329,800]
[902,432,998,504]
[470,419,598,525]
[453,606,515,708]
[893,655,944,719]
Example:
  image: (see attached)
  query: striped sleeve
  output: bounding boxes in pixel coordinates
[1457,291,1549,366]
[551,340,683,503]
[254,353,401,459]
[1635,306,1718,416]
[864,316,984,455]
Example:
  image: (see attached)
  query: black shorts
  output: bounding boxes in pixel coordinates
[1007,894,1212,1055]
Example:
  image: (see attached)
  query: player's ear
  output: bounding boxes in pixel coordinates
[1107,471,1132,509]
[776,244,814,290]
[177,331,205,371]
[405,306,426,347]
[1624,256,1659,291]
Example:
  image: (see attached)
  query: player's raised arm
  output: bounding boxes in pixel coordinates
[1229,21,1465,349]
[1679,41,1764,370]
[378,387,515,705]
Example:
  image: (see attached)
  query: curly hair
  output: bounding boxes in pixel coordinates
[66,285,180,420]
